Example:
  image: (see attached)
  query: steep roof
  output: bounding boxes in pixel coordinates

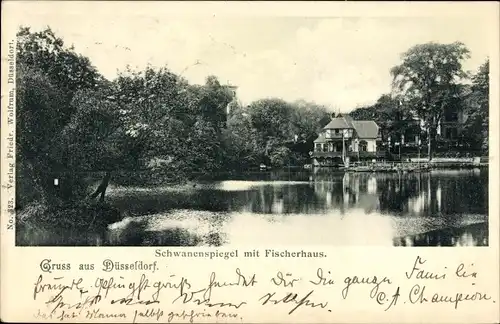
[351,121,379,139]
[342,115,355,127]
[313,132,326,143]
[323,114,357,129]
[323,117,351,129]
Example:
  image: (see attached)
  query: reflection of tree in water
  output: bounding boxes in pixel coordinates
[311,173,380,213]
[109,189,231,215]
[244,184,320,214]
[376,173,423,215]
[307,170,488,218]
[393,222,488,247]
[108,170,487,219]
[377,171,488,217]
[102,170,488,246]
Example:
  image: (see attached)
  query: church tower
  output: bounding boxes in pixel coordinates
[225,84,238,115]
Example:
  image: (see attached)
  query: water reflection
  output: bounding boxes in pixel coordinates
[105,208,397,247]
[19,169,489,246]
[105,169,488,247]
[394,222,488,247]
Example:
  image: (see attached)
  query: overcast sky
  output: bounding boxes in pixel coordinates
[10,3,494,112]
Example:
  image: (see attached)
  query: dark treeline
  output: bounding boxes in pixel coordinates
[16,27,331,209]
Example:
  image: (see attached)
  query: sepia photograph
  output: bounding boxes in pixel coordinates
[14,15,490,248]
[2,3,499,324]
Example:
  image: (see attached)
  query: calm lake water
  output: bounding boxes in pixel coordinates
[21,169,489,247]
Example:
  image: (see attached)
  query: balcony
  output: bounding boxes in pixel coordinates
[324,133,345,139]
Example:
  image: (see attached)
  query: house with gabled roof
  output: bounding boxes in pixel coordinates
[312,114,385,167]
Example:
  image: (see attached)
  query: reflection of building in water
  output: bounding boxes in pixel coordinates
[259,186,267,212]
[408,193,426,214]
[326,190,332,207]
[436,180,442,212]
[403,174,444,216]
[271,186,284,214]
[271,198,284,214]
[342,173,352,208]
[407,175,430,215]
[313,179,339,209]
[427,175,431,211]
[395,173,401,194]
[310,173,381,212]
[367,176,377,194]
[455,232,475,247]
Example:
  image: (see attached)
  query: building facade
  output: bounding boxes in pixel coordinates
[409,105,469,149]
[438,105,469,142]
[312,114,384,167]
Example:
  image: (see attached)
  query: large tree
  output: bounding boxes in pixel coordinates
[113,69,235,176]
[222,103,261,171]
[463,59,489,152]
[390,42,470,159]
[17,27,102,100]
[184,76,234,173]
[113,66,191,167]
[16,27,107,205]
[246,98,296,166]
[290,100,332,143]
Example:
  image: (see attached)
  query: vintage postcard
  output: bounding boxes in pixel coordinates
[1,1,499,323]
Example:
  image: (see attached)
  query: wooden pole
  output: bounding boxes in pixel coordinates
[342,132,345,166]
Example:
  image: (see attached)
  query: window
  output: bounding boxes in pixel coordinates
[315,144,322,152]
[449,112,458,122]
[335,129,340,134]
[359,140,368,152]
[322,144,328,152]
[444,106,459,122]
